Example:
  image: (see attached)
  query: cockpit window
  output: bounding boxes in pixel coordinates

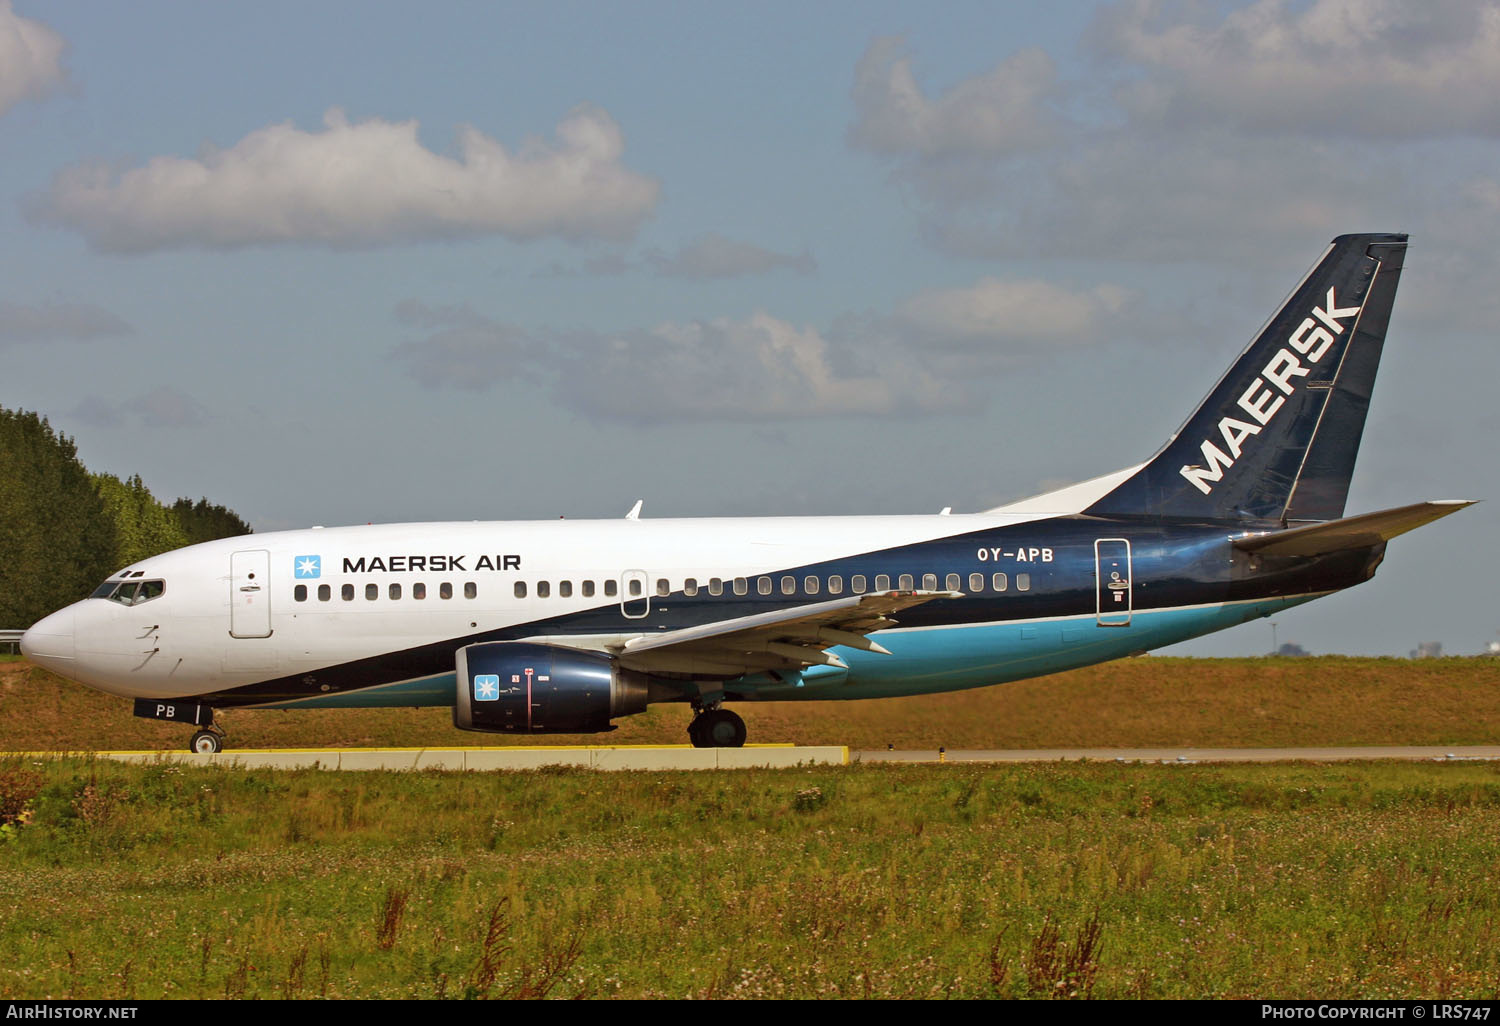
[92,579,166,605]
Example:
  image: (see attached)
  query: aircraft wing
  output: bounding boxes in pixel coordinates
[1233,500,1475,558]
[616,590,961,677]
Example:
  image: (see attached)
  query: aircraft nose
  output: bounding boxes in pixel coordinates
[20,607,76,667]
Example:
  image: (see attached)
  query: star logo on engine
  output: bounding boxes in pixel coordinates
[473,675,499,701]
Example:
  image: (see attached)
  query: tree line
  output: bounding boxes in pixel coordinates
[0,407,252,628]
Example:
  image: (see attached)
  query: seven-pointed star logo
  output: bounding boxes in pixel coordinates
[474,675,500,701]
[295,556,321,579]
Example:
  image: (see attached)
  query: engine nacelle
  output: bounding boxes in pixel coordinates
[454,642,648,734]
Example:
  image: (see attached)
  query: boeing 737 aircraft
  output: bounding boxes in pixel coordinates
[21,233,1472,752]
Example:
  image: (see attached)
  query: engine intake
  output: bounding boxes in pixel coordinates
[454,642,648,734]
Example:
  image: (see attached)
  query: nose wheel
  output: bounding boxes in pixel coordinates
[688,708,747,748]
[189,728,225,754]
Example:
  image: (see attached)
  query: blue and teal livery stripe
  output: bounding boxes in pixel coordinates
[257,594,1318,710]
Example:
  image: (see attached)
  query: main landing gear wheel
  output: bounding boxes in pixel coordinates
[190,729,223,755]
[688,708,747,749]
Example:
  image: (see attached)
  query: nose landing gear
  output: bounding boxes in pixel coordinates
[688,707,747,748]
[131,699,223,754]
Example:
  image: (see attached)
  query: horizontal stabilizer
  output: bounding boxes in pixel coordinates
[1233,500,1475,558]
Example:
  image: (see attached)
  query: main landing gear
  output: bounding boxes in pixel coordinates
[688,706,747,749]
[189,727,225,754]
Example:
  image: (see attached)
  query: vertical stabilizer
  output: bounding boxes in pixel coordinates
[1085,233,1407,523]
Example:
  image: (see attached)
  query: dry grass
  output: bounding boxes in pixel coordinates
[2,655,1498,752]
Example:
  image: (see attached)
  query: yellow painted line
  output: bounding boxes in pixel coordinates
[4,743,806,757]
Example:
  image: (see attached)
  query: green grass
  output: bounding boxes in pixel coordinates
[5,656,1500,752]
[3,757,1500,999]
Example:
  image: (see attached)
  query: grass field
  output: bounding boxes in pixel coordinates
[5,656,1497,1000]
[3,655,1498,752]
[3,757,1499,999]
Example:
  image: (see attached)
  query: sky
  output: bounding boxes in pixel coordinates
[2,0,1497,657]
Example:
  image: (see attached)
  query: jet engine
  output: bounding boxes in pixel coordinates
[454,642,649,734]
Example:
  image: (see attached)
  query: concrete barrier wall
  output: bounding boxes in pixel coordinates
[30,745,850,772]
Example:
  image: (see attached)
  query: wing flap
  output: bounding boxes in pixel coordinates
[618,590,960,676]
[1234,500,1475,558]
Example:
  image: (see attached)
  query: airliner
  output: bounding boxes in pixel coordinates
[21,233,1472,753]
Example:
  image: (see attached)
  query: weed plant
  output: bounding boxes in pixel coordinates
[2,757,1499,999]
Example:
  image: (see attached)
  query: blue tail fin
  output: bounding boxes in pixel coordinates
[1086,233,1408,523]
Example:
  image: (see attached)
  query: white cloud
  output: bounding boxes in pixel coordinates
[530,236,814,280]
[0,1,64,118]
[34,105,659,252]
[646,233,816,279]
[1094,0,1500,138]
[849,36,1062,158]
[844,9,1500,319]
[70,386,209,429]
[917,131,1401,262]
[898,278,1133,347]
[0,301,129,345]
[552,313,954,423]
[391,301,533,389]
[392,273,1137,423]
[393,306,953,421]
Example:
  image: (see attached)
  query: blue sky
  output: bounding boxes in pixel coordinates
[3,0,1497,656]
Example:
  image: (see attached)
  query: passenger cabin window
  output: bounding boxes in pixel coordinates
[946,574,961,591]
[628,579,642,597]
[758,577,772,596]
[1016,573,1031,592]
[605,580,618,597]
[440,582,453,600]
[514,582,527,599]
[366,584,378,601]
[923,574,937,590]
[389,583,401,600]
[537,581,550,598]
[992,572,1008,592]
[413,583,426,600]
[969,573,984,592]
[733,578,747,596]
[780,576,795,596]
[343,583,355,601]
[684,578,698,596]
[851,575,867,593]
[874,574,890,591]
[656,578,670,597]
[318,584,331,601]
[709,578,724,596]
[559,580,572,598]
[582,580,595,597]
[828,576,843,595]
[465,582,477,599]
[294,584,307,602]
[804,576,819,595]
[898,574,914,590]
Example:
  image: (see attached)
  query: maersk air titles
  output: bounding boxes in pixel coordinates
[21,234,1472,751]
[1180,285,1363,496]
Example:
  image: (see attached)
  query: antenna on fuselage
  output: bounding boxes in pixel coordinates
[625,499,643,520]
